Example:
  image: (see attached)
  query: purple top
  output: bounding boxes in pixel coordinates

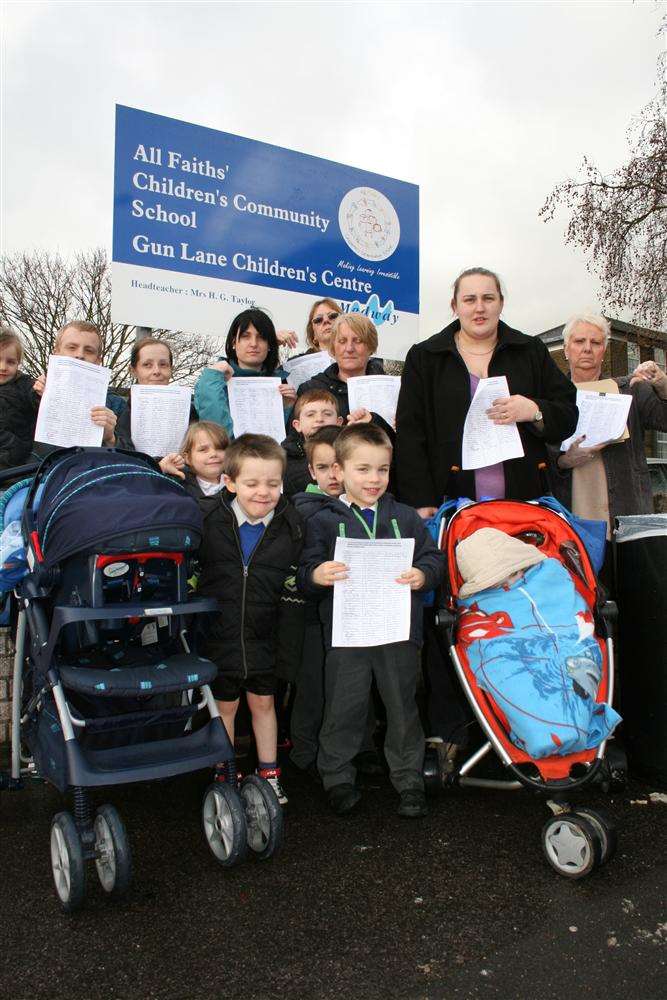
[470,374,506,501]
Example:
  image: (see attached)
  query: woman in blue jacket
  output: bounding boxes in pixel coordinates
[194,309,296,438]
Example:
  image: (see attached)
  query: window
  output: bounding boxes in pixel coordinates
[655,347,666,371]
[626,342,640,370]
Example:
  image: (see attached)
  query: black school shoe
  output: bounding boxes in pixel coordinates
[328,783,362,815]
[397,788,428,818]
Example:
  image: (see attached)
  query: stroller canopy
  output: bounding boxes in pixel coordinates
[30,448,203,567]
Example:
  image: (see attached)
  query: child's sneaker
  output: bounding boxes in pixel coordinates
[256,766,288,806]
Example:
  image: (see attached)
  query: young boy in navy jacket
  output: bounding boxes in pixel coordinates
[198,433,304,806]
[297,423,445,818]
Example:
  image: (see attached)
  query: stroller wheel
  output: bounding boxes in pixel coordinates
[542,813,602,879]
[574,808,618,865]
[202,783,248,867]
[240,775,284,860]
[422,745,443,795]
[94,805,133,897]
[50,812,86,912]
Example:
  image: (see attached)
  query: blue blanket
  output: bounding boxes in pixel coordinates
[457,558,620,758]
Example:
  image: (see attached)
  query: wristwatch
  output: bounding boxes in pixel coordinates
[533,408,543,422]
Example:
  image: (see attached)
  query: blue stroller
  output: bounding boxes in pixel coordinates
[0,448,283,911]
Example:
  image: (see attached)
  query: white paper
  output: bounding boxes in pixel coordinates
[283,351,331,390]
[332,537,415,648]
[560,390,633,451]
[461,376,524,470]
[130,384,192,457]
[35,355,111,448]
[347,375,402,427]
[228,377,286,442]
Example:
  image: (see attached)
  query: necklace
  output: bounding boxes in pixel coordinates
[455,334,497,357]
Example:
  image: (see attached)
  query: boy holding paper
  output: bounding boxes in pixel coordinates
[297,423,445,818]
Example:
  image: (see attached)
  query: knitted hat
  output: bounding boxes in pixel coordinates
[456,527,546,598]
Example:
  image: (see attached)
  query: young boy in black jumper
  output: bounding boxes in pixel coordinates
[297,423,445,817]
[198,433,304,806]
[281,387,343,497]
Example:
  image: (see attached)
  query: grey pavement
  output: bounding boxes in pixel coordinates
[1,763,665,999]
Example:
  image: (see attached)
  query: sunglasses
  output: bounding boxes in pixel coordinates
[312,312,339,326]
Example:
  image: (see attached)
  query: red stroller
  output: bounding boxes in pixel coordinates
[425,498,625,879]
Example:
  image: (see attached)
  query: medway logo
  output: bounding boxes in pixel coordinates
[344,293,396,327]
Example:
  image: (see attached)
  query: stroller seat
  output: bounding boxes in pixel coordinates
[59,653,218,698]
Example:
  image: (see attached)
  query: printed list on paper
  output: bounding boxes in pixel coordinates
[347,375,402,427]
[130,384,192,457]
[332,537,415,648]
[35,356,111,448]
[561,390,633,451]
[228,377,286,443]
[461,375,524,470]
[283,351,331,391]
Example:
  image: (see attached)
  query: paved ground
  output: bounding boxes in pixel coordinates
[1,754,665,1000]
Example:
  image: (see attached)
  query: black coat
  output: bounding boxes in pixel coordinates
[281,429,311,497]
[297,492,445,648]
[0,373,38,470]
[198,489,304,681]
[394,320,578,507]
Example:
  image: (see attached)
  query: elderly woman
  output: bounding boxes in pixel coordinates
[296,313,388,427]
[395,267,577,515]
[549,313,667,530]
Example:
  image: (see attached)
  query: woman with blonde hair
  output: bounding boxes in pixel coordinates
[296,313,389,429]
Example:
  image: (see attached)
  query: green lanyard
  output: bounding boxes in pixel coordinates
[339,508,401,540]
[351,505,378,539]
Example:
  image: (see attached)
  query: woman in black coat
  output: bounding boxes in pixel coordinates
[395,267,577,515]
[395,267,577,766]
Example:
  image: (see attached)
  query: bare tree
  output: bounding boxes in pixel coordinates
[0,248,218,387]
[541,25,667,329]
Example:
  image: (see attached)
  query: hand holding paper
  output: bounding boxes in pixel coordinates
[332,537,415,647]
[461,376,524,470]
[560,390,632,451]
[347,375,401,428]
[35,356,111,449]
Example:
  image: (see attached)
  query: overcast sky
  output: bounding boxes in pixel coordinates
[1,1,664,345]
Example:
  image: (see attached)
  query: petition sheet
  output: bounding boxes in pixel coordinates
[228,377,285,442]
[283,351,331,391]
[461,375,524,470]
[35,355,111,448]
[130,384,192,457]
[332,537,415,648]
[347,375,401,426]
[561,390,632,450]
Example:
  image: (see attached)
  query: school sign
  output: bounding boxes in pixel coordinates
[112,106,419,358]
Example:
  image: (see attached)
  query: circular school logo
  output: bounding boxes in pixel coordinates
[338,187,401,261]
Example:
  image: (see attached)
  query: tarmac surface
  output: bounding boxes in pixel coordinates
[1,754,665,1000]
